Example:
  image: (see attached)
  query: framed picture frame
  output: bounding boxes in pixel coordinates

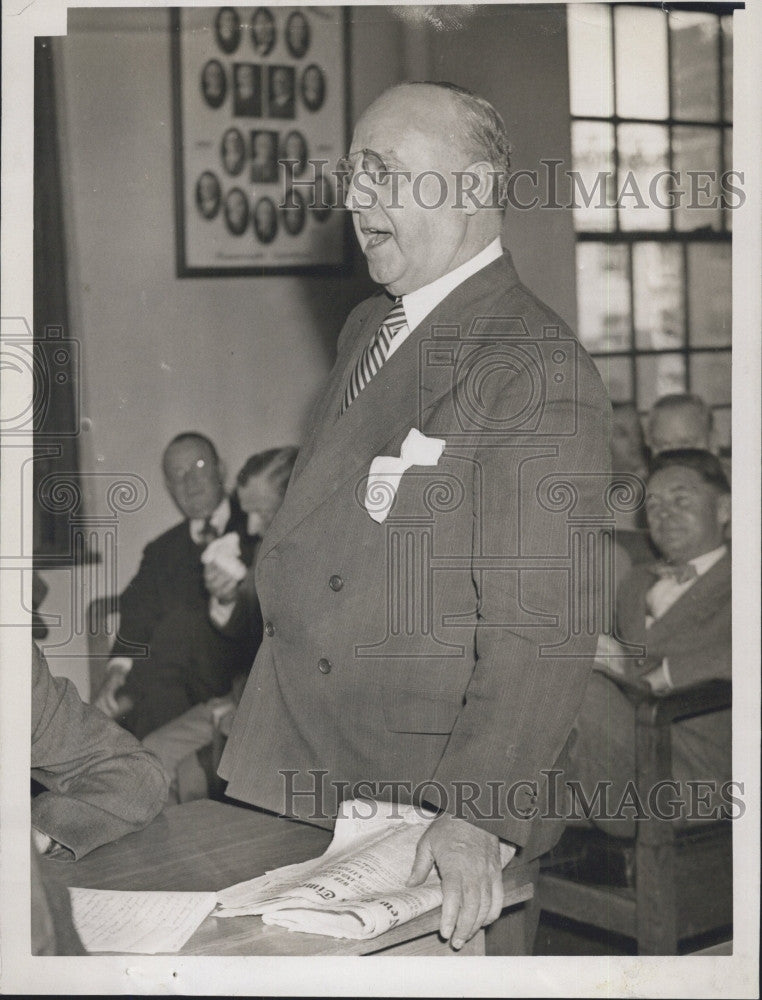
[171,6,350,277]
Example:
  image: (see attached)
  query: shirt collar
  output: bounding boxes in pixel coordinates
[401,237,503,335]
[189,496,230,542]
[688,544,727,577]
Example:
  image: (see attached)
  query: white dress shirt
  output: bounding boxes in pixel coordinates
[385,237,504,360]
[189,496,231,546]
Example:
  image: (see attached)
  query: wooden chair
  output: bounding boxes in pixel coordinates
[539,678,733,955]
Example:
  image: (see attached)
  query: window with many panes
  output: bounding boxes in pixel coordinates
[567,2,734,452]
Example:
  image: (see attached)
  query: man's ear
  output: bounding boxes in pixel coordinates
[459,160,499,216]
[716,491,731,529]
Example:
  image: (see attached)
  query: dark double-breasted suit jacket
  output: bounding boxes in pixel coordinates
[220,249,611,860]
[113,498,259,738]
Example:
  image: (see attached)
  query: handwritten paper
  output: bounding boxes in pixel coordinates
[69,887,216,954]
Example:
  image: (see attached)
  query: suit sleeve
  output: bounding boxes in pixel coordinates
[109,540,165,659]
[31,644,169,859]
[430,351,611,848]
[666,640,731,687]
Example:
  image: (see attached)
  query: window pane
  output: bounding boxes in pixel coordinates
[673,126,722,232]
[636,353,687,411]
[722,15,733,122]
[633,243,684,350]
[567,4,614,117]
[593,355,633,403]
[615,7,668,120]
[670,12,720,122]
[576,243,631,352]
[570,121,616,232]
[617,124,670,231]
[690,351,731,406]
[687,243,731,346]
[723,128,733,231]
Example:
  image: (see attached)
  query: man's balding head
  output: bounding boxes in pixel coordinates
[345,82,508,296]
[162,433,225,521]
[647,393,717,456]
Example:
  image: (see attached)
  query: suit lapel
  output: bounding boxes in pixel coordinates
[261,250,521,557]
[646,552,731,646]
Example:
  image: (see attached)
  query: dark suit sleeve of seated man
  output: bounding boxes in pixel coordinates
[31,644,169,860]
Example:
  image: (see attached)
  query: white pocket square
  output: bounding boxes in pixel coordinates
[365,428,446,524]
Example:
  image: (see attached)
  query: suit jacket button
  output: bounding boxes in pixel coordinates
[264,621,275,637]
[636,657,645,667]
[317,658,332,674]
[329,575,343,591]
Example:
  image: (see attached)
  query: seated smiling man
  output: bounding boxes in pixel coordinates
[93,433,259,739]
[567,449,732,837]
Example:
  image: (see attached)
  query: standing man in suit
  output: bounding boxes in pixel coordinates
[219,82,611,952]
[92,432,259,739]
[569,449,731,836]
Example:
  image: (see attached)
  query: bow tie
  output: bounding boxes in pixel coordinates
[651,561,698,584]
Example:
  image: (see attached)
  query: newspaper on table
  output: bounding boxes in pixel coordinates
[67,798,531,951]
[214,798,530,940]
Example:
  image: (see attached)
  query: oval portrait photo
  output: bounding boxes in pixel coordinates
[200,59,227,110]
[195,171,221,219]
[220,127,246,176]
[224,187,250,236]
[251,7,276,56]
[285,10,310,58]
[282,188,306,236]
[215,6,241,54]
[253,196,278,244]
[300,63,325,112]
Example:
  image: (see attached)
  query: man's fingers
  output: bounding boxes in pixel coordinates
[485,871,504,926]
[406,837,434,887]
[450,878,482,948]
[438,878,462,941]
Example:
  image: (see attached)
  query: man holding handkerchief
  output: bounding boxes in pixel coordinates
[220,82,610,953]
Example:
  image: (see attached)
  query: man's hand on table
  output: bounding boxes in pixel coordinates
[407,813,514,949]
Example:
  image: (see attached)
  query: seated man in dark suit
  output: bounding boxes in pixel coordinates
[32,643,168,953]
[142,446,298,801]
[92,432,259,738]
[567,449,731,838]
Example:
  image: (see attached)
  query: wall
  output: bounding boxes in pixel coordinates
[40,5,576,694]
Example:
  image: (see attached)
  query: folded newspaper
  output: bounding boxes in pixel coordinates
[214,798,531,940]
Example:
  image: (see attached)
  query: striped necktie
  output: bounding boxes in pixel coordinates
[340,298,408,415]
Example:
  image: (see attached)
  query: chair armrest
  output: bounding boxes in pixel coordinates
[637,679,732,727]
[630,678,731,800]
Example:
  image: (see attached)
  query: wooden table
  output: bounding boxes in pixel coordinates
[58,799,532,956]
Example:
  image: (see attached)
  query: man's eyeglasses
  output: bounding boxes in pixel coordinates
[335,148,391,197]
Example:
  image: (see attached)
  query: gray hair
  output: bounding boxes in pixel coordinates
[404,81,512,209]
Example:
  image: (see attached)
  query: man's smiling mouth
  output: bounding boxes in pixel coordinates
[361,225,393,250]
